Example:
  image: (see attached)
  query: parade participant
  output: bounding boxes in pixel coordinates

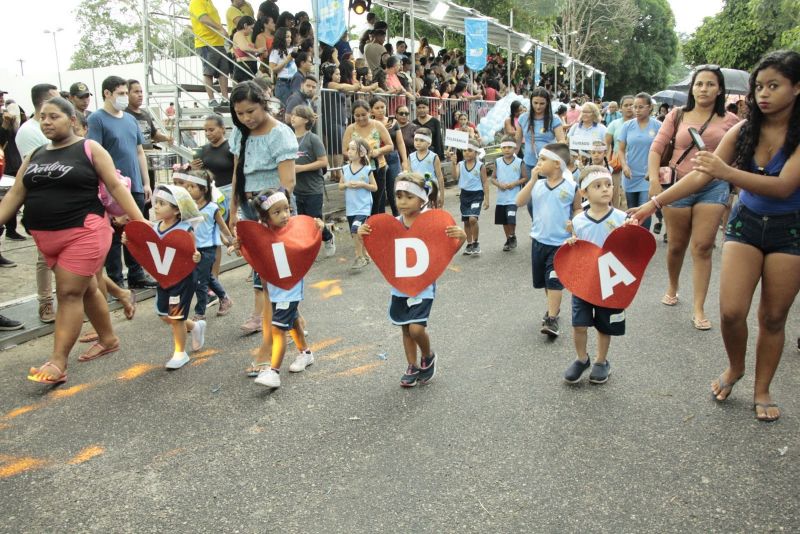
[342,100,393,215]
[0,97,145,383]
[123,185,205,370]
[617,92,661,229]
[515,143,581,338]
[563,166,629,384]
[631,50,800,422]
[339,139,377,269]
[491,135,528,251]
[172,167,234,320]
[567,103,607,156]
[605,95,635,209]
[408,128,445,207]
[584,140,613,175]
[358,173,466,387]
[241,189,321,387]
[227,81,298,335]
[515,87,566,178]
[449,138,489,255]
[646,65,741,330]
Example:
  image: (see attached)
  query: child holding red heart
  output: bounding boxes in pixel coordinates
[515,143,582,338]
[563,166,630,385]
[237,189,325,388]
[358,173,466,387]
[122,185,206,370]
[339,139,377,270]
[449,138,490,255]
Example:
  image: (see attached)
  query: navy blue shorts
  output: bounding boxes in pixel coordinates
[571,295,626,336]
[725,202,800,256]
[347,214,369,234]
[271,300,300,330]
[156,272,197,321]
[494,204,518,226]
[460,189,484,221]
[389,295,433,326]
[531,239,563,290]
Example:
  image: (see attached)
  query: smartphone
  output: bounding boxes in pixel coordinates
[688,127,706,151]
[192,147,203,160]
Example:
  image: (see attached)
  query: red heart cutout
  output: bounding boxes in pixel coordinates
[554,225,656,309]
[236,216,322,290]
[362,210,462,297]
[124,220,197,289]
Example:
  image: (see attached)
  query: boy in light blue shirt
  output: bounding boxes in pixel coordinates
[491,135,528,251]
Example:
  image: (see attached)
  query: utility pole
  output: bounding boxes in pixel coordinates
[16,59,24,77]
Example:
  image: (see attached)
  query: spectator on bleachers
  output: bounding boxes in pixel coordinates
[394,105,418,160]
[285,75,318,123]
[322,64,359,182]
[364,28,387,76]
[257,0,278,23]
[413,98,444,159]
[370,96,409,216]
[269,27,296,103]
[276,11,295,30]
[226,0,254,33]
[189,0,230,106]
[251,13,275,62]
[231,16,266,83]
[290,52,313,94]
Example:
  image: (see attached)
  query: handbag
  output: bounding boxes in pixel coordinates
[83,140,132,216]
[659,111,713,185]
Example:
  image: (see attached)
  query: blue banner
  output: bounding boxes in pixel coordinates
[464,18,488,72]
[315,0,346,47]
[598,74,605,99]
[533,46,542,86]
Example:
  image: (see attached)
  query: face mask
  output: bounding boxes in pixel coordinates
[112,96,129,111]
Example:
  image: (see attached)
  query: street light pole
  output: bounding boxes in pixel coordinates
[44,28,64,90]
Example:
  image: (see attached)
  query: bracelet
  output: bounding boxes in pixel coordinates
[650,195,663,210]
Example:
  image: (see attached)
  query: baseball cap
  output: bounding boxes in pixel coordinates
[69,82,92,97]
[0,90,7,95]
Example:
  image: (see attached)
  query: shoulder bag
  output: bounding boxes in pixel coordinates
[658,110,713,185]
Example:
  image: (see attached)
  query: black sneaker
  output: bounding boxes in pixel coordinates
[0,255,16,268]
[5,231,26,241]
[509,235,517,249]
[206,294,220,308]
[589,360,611,384]
[128,275,158,289]
[471,242,481,255]
[564,357,591,383]
[541,310,548,326]
[502,239,511,252]
[418,353,436,384]
[652,221,662,235]
[541,315,560,337]
[0,314,24,331]
[463,243,474,255]
[400,365,420,387]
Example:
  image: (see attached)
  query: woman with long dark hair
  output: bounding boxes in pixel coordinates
[632,50,800,422]
[515,87,566,175]
[269,27,296,103]
[647,65,741,329]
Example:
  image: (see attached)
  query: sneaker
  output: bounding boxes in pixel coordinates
[208,99,220,107]
[503,239,511,252]
[589,360,611,384]
[418,353,436,384]
[323,237,336,257]
[400,365,420,387]
[0,314,24,331]
[128,275,158,289]
[652,221,662,235]
[217,296,233,316]
[289,350,314,372]
[219,99,230,107]
[240,314,262,334]
[564,356,591,383]
[165,352,190,370]
[351,256,369,269]
[206,294,220,308]
[5,231,26,241]
[38,301,55,324]
[509,235,517,249]
[191,314,205,322]
[0,255,16,268]
[541,315,560,337]
[191,319,206,351]
[255,368,281,388]
[471,242,481,255]
[463,243,474,255]
[541,310,548,326]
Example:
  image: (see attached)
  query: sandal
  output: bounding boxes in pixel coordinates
[692,317,712,331]
[79,331,99,343]
[27,361,67,384]
[711,372,744,401]
[246,362,270,378]
[78,341,120,362]
[754,402,781,422]
[121,290,137,320]
[661,294,679,306]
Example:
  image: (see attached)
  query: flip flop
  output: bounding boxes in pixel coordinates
[79,331,99,343]
[661,294,679,306]
[78,341,120,362]
[27,361,67,384]
[712,372,744,401]
[122,290,137,320]
[692,317,712,331]
[754,402,781,422]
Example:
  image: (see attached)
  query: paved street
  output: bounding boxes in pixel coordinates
[1,188,798,533]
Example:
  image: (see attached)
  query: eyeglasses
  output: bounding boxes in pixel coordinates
[694,64,720,72]
[396,111,409,116]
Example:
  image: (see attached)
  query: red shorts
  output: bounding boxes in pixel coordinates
[31,214,112,277]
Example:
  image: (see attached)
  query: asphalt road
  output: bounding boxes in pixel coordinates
[1,189,798,533]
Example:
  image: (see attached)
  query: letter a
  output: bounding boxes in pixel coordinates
[598,251,636,300]
[272,242,292,278]
[395,238,429,278]
[147,242,176,275]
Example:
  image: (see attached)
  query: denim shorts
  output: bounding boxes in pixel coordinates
[669,179,730,209]
[725,202,800,256]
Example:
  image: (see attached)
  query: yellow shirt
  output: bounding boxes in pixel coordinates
[189,0,225,48]
[226,1,255,34]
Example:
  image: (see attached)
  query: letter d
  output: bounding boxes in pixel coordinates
[395,238,429,278]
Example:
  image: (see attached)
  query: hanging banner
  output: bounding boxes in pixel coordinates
[533,46,542,86]
[315,0,346,47]
[465,18,488,72]
[598,74,606,99]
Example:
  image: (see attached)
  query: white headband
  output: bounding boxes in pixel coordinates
[414,134,432,144]
[538,148,574,183]
[500,141,516,148]
[590,144,607,151]
[172,172,207,187]
[155,188,177,206]
[395,180,428,201]
[581,170,613,190]
[260,192,287,211]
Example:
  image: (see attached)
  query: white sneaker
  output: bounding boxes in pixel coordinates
[191,320,207,351]
[165,352,190,369]
[323,237,336,257]
[254,368,281,388]
[289,350,314,372]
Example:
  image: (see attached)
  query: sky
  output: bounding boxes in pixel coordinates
[0,0,722,109]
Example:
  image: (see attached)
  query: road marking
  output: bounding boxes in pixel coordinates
[0,455,49,479]
[50,383,94,399]
[67,445,105,465]
[117,363,159,381]
[2,405,38,420]
[318,345,373,361]
[308,337,343,352]
[309,279,343,299]
[334,361,382,377]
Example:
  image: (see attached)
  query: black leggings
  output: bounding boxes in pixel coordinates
[371,165,388,215]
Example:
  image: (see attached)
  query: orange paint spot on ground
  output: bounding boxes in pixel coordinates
[0,423,9,430]
[0,456,48,479]
[192,348,220,361]
[2,404,39,420]
[117,363,158,381]
[447,265,461,273]
[308,337,343,353]
[50,383,93,400]
[190,358,208,367]
[67,445,105,465]
[319,345,373,361]
[310,279,343,299]
[334,361,382,377]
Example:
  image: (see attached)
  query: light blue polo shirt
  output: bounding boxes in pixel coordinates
[619,117,661,193]
[495,156,523,205]
[518,113,562,167]
[344,164,373,216]
[530,178,578,245]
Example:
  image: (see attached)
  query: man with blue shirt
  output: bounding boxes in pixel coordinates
[88,75,157,289]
